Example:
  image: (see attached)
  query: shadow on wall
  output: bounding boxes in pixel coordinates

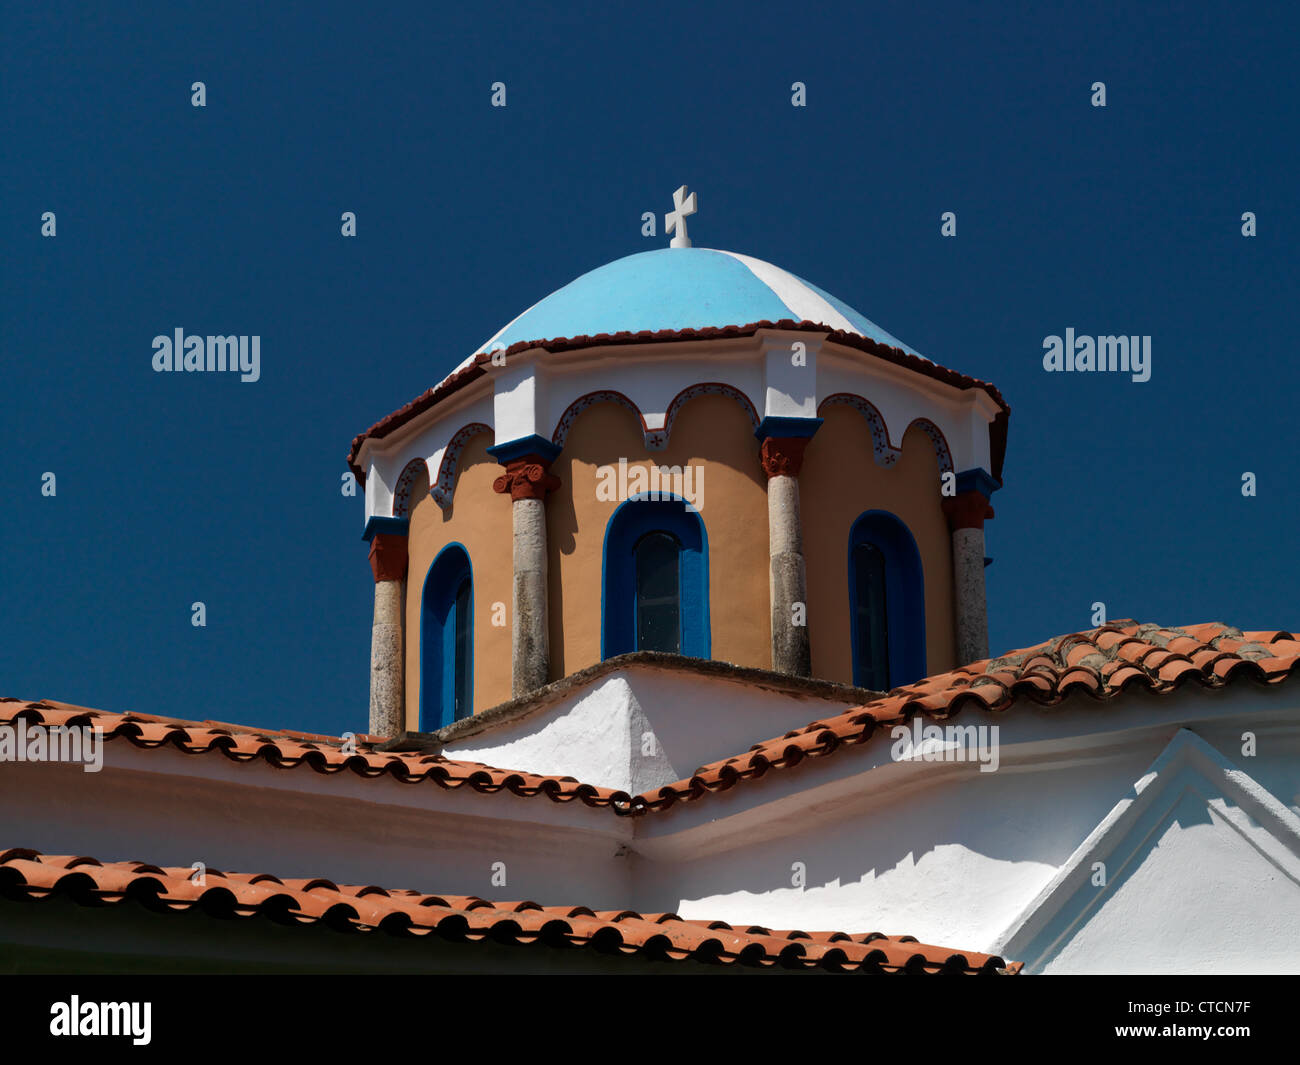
[630,738,1167,934]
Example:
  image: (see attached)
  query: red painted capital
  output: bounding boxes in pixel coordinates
[942,490,995,531]
[760,436,811,479]
[368,532,409,583]
[492,454,561,501]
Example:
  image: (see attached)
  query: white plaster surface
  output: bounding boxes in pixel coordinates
[363,334,999,522]
[11,679,1298,973]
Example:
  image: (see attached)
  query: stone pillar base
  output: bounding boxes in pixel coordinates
[943,489,993,666]
[951,527,988,665]
[366,530,409,737]
[369,578,405,737]
[511,496,550,696]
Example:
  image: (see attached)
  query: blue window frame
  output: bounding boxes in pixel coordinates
[420,543,473,730]
[848,511,925,689]
[602,495,709,659]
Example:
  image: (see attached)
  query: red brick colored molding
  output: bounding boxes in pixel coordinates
[368,533,409,583]
[492,456,561,502]
[942,490,995,531]
[760,436,811,478]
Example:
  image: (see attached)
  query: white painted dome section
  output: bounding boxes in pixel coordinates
[447,247,923,378]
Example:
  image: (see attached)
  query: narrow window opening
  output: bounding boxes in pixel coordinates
[452,576,471,720]
[852,541,890,689]
[634,531,681,653]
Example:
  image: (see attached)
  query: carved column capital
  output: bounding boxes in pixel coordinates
[760,436,811,479]
[493,455,561,501]
[367,532,409,583]
[942,490,995,531]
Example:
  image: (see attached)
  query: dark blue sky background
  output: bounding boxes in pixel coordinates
[3,1,1295,736]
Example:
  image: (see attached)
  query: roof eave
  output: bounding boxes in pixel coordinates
[345,319,1011,483]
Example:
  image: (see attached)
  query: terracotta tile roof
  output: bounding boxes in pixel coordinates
[0,696,638,811]
[345,319,1011,481]
[639,621,1300,811]
[6,623,1294,819]
[0,849,1017,973]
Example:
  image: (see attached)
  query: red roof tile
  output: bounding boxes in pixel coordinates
[639,621,1300,811]
[0,849,1015,973]
[4,622,1294,818]
[345,319,1011,481]
[0,697,641,811]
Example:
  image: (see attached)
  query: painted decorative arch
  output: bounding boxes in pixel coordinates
[905,417,954,474]
[430,422,494,511]
[552,390,653,451]
[393,458,430,518]
[817,395,955,474]
[660,382,760,448]
[818,393,897,467]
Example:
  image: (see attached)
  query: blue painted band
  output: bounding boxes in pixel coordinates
[955,467,1001,499]
[754,415,823,441]
[363,516,410,541]
[487,435,562,465]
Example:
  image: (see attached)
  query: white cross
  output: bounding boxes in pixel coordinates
[665,185,697,248]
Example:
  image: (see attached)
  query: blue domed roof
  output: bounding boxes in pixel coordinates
[474,248,920,361]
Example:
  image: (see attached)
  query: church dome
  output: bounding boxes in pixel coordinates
[476,248,921,358]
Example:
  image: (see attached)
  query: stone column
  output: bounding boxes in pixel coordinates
[367,531,409,738]
[493,455,561,697]
[761,436,813,677]
[942,490,994,665]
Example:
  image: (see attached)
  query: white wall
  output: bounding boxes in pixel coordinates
[441,663,863,794]
[360,332,1000,523]
[10,682,1298,972]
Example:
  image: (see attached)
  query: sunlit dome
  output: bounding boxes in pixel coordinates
[471,247,921,361]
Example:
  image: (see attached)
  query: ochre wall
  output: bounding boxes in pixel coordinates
[403,432,513,726]
[546,394,770,679]
[801,407,956,686]
[402,397,955,722]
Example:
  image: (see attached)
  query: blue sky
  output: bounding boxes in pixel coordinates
[3,1,1295,736]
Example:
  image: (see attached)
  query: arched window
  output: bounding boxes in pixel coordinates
[848,511,925,689]
[603,496,709,659]
[421,543,473,730]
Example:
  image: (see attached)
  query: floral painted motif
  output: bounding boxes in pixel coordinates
[430,423,493,510]
[818,395,953,473]
[552,391,652,449]
[819,393,897,466]
[392,458,430,517]
[660,383,759,447]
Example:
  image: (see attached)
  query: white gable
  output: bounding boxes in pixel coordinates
[995,728,1300,974]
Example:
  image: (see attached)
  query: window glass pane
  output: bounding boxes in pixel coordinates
[853,542,890,689]
[635,532,681,653]
[453,577,471,720]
